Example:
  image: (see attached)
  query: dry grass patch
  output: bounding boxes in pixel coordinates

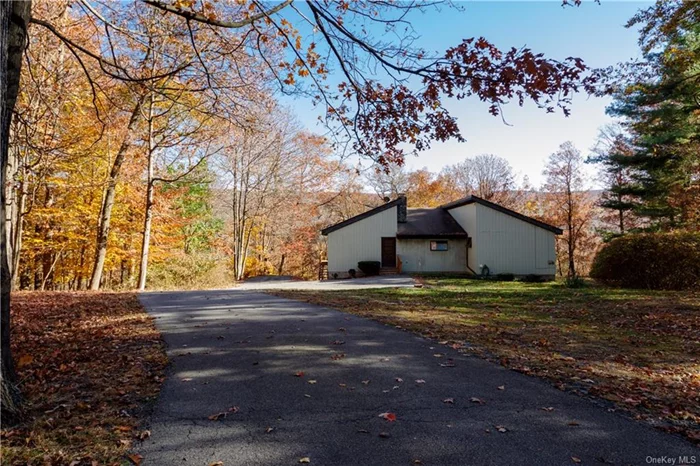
[1,292,167,465]
[272,278,700,443]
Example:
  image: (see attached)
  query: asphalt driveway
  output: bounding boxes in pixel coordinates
[137,290,696,466]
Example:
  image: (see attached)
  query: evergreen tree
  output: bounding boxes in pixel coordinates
[605,2,700,230]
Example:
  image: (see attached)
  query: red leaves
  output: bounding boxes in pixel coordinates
[378,412,397,422]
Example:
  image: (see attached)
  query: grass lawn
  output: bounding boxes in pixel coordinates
[1,292,167,465]
[272,278,700,443]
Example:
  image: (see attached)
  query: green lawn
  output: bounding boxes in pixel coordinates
[273,278,700,443]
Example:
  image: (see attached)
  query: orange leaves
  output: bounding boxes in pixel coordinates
[5,292,167,464]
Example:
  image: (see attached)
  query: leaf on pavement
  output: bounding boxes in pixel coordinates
[208,412,227,421]
[470,397,485,404]
[442,398,455,404]
[295,371,305,377]
[299,457,311,463]
[127,454,143,465]
[378,412,397,422]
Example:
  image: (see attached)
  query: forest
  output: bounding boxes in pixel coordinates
[2,1,698,293]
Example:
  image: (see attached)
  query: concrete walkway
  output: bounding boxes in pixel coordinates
[137,290,696,466]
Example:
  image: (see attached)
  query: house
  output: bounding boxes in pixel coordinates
[321,195,562,279]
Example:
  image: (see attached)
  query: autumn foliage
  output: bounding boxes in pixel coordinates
[1,293,166,464]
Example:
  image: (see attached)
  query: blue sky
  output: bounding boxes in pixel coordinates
[282,1,650,187]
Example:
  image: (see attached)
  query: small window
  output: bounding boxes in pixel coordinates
[430,240,448,251]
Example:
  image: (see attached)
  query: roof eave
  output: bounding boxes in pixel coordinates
[321,198,401,235]
[442,195,563,235]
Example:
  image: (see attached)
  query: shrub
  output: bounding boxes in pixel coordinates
[357,261,381,276]
[348,268,357,278]
[496,273,515,282]
[590,232,700,290]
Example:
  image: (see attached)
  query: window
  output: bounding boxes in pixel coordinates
[430,240,448,251]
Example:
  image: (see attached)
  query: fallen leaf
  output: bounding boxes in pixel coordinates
[378,412,397,422]
[208,412,226,421]
[308,380,317,384]
[137,430,151,440]
[331,353,345,360]
[497,385,505,391]
[495,425,508,433]
[443,398,455,404]
[357,429,369,434]
[265,427,274,433]
[415,379,426,384]
[395,378,403,383]
[299,457,311,463]
[470,397,485,404]
[568,421,580,426]
[209,462,224,466]
[17,355,33,368]
[571,457,581,464]
[228,406,240,413]
[378,432,390,438]
[541,407,555,412]
[361,380,370,385]
[127,454,143,465]
[304,394,311,398]
[295,371,305,377]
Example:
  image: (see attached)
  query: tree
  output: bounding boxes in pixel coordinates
[587,123,641,237]
[442,154,519,207]
[604,1,700,231]
[364,163,410,202]
[2,0,599,422]
[542,142,596,278]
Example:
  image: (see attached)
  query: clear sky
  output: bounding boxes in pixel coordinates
[282,1,650,188]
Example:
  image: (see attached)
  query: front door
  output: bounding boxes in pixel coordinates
[381,237,397,268]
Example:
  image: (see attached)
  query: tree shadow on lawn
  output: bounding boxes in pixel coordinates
[135,289,697,465]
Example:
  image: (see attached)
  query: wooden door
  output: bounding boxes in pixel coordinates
[381,237,396,268]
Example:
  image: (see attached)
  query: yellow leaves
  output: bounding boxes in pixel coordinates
[173,0,195,9]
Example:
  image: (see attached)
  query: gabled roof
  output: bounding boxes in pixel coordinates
[398,208,467,238]
[321,198,402,235]
[441,195,563,235]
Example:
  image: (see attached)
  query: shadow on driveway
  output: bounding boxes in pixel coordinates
[137,289,696,466]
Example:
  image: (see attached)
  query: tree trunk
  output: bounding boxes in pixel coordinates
[89,100,142,290]
[137,93,155,291]
[1,0,31,426]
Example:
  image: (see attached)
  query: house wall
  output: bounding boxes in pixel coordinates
[445,203,478,273]
[471,203,556,276]
[327,206,397,276]
[397,238,468,273]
